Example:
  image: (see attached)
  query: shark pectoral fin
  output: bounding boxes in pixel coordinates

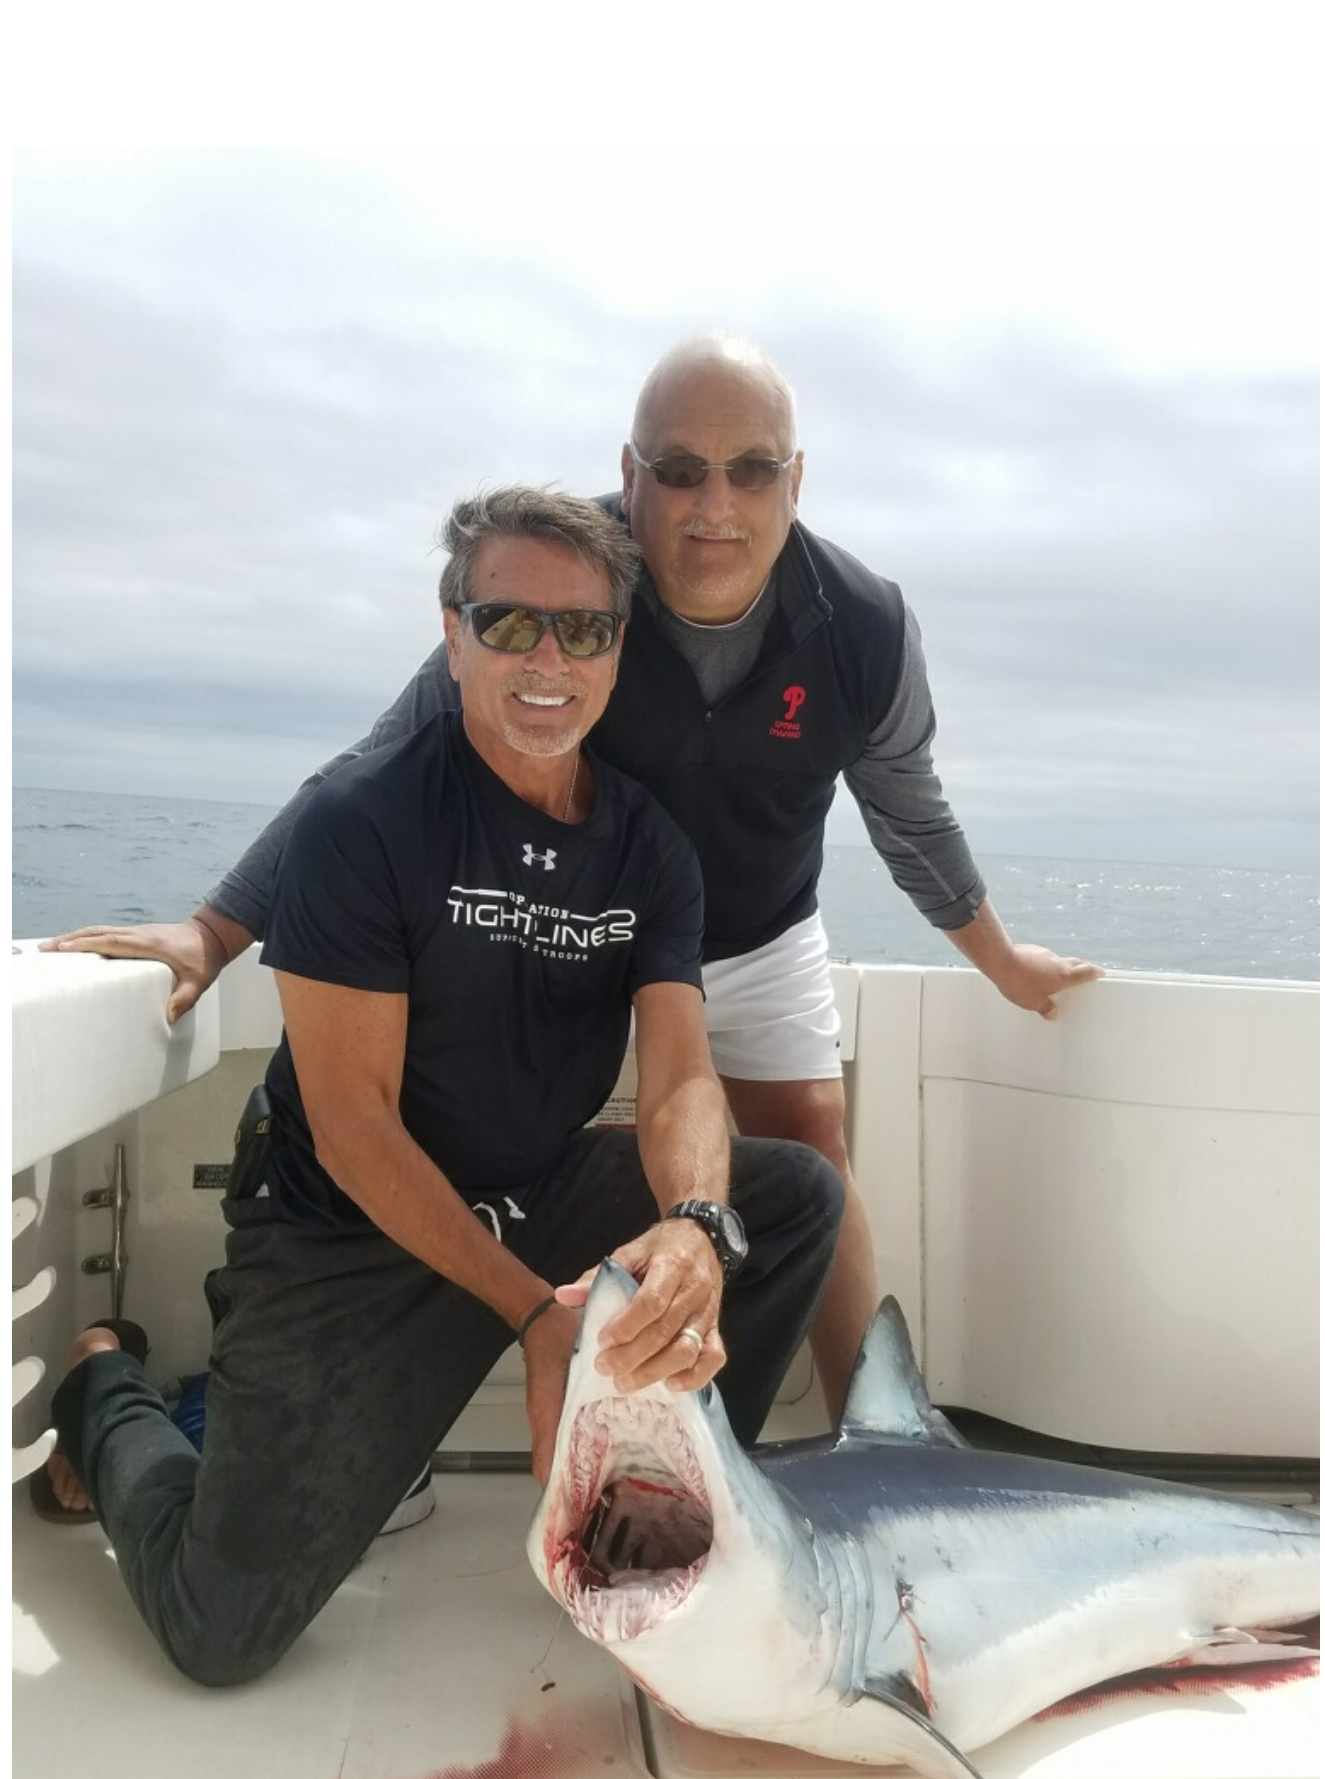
[840,1298,969,1448]
[856,1673,985,1779]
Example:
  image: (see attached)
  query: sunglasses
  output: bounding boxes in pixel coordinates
[458,602,622,659]
[630,440,796,491]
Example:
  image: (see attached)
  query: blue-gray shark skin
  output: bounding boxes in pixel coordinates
[527,1261,1318,1777]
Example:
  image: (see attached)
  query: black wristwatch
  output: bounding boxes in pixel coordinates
[664,1199,748,1280]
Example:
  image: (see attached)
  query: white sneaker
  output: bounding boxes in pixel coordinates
[378,1465,436,1536]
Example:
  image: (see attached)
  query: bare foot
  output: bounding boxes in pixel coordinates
[46,1449,91,1513]
[44,1326,124,1512]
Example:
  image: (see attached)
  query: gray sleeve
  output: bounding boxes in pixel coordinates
[841,606,987,931]
[205,645,458,939]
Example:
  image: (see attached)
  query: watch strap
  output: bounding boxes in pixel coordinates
[664,1199,745,1278]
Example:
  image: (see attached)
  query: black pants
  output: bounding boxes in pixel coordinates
[53,1128,843,1686]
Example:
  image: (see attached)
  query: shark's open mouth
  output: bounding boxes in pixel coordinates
[550,1396,715,1643]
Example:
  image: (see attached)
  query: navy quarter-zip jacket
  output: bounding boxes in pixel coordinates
[593,519,906,962]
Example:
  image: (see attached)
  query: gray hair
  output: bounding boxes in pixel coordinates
[438,486,640,619]
[633,334,799,451]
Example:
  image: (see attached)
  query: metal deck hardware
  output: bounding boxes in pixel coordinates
[81,1142,130,1319]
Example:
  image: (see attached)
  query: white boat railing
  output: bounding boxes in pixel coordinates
[10,944,1321,1462]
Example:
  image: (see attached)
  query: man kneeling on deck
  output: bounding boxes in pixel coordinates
[43,487,843,1686]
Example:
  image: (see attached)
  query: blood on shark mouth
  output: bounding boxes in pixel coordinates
[549,1396,714,1643]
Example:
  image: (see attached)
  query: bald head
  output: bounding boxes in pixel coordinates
[623,334,805,623]
[633,335,799,457]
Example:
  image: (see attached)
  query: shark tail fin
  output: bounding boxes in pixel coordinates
[840,1297,969,1448]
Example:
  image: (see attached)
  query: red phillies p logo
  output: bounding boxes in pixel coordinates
[782,685,807,722]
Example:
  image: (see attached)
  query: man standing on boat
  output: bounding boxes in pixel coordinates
[39,487,844,1685]
[45,335,1099,1416]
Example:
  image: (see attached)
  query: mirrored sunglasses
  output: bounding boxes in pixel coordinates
[630,441,796,491]
[459,602,622,659]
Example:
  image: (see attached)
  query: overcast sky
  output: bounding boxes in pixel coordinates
[11,122,1319,869]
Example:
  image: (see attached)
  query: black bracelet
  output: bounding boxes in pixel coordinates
[516,1293,558,1347]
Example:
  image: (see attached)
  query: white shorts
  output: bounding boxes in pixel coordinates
[701,912,842,1082]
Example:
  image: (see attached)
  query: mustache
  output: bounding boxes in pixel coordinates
[509,677,579,698]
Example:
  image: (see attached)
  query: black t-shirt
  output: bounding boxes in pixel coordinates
[261,712,704,1227]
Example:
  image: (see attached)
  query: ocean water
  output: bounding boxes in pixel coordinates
[816,845,1319,982]
[10,785,1320,982]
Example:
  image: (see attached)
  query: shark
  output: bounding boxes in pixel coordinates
[528,1260,1318,1777]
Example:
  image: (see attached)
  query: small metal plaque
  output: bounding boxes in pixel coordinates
[192,1163,231,1192]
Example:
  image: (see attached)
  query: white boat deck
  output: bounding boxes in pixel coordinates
[13,1465,1318,1779]
[13,954,1320,1778]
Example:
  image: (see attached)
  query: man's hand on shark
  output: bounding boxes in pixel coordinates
[554,1224,727,1395]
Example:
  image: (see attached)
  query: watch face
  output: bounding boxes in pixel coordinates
[718,1206,748,1259]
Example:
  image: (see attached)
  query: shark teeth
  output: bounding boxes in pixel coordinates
[575,1560,707,1643]
[553,1396,715,1643]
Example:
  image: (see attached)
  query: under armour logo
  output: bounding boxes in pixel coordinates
[522,844,557,870]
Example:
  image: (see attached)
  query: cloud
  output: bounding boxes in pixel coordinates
[11,150,1319,870]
